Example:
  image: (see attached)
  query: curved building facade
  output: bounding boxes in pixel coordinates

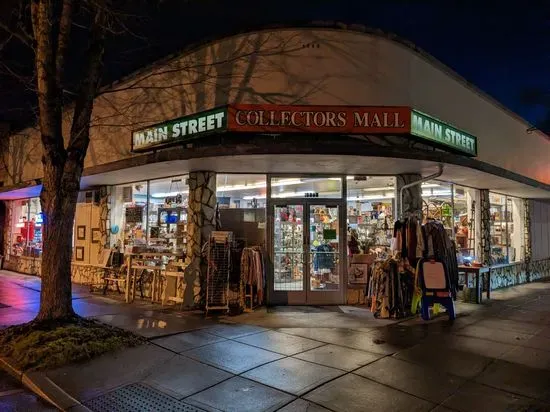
[1,25,549,305]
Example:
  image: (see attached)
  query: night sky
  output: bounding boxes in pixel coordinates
[1,0,549,131]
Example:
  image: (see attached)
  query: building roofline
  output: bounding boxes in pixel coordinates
[100,20,547,141]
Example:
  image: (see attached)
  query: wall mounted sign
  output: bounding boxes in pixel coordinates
[131,104,477,157]
[410,110,477,156]
[131,106,227,152]
[228,104,411,134]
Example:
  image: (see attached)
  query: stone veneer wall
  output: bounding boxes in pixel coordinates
[2,200,13,263]
[480,189,491,265]
[185,171,216,307]
[489,262,529,290]
[98,187,111,249]
[529,257,550,281]
[3,255,42,275]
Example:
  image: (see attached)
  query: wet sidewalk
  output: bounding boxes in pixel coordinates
[2,271,550,411]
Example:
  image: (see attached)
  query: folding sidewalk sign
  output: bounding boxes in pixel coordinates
[415,258,456,321]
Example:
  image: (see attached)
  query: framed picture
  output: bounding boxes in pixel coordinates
[75,246,84,261]
[76,225,86,240]
[91,228,101,244]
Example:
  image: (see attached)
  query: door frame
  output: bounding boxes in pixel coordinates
[266,174,347,305]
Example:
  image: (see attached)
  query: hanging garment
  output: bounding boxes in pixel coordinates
[422,221,459,299]
[406,218,418,264]
[313,244,335,272]
[240,246,265,305]
[370,258,414,319]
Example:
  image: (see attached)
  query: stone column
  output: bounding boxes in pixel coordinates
[396,174,423,217]
[186,171,217,307]
[98,186,111,249]
[523,199,532,263]
[523,199,532,281]
[480,189,492,265]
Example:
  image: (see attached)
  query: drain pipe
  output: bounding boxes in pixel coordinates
[399,163,444,218]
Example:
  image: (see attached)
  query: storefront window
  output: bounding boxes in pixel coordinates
[270,177,342,199]
[488,192,525,264]
[11,197,43,257]
[111,182,148,253]
[148,176,188,254]
[422,181,453,237]
[506,195,525,263]
[346,176,395,262]
[216,174,266,209]
[216,174,267,247]
[453,185,480,262]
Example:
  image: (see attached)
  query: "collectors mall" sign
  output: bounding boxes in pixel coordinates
[227,104,410,134]
[131,104,477,156]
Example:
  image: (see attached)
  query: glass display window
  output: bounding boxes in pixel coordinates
[11,197,43,257]
[422,181,453,236]
[216,174,267,247]
[147,176,188,253]
[488,192,525,264]
[346,176,395,260]
[216,174,267,209]
[453,185,480,263]
[111,182,148,252]
[506,195,525,263]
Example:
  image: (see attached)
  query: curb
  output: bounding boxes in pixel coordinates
[0,356,92,411]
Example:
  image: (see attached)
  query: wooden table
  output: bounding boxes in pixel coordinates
[124,252,184,303]
[458,265,491,304]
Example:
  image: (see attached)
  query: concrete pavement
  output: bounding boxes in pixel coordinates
[1,270,550,411]
[0,369,56,412]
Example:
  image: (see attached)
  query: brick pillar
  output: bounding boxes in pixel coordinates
[480,189,492,265]
[185,171,216,307]
[396,174,423,217]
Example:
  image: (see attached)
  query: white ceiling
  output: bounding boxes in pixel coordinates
[2,154,548,201]
[81,154,550,199]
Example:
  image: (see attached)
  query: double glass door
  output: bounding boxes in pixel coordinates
[271,201,344,304]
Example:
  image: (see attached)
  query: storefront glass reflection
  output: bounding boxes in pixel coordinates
[11,197,43,257]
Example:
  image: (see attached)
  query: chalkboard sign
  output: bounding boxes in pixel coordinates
[125,206,143,223]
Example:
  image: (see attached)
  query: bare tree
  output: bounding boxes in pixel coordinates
[0,0,111,320]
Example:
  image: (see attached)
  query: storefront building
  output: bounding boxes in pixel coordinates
[1,24,549,307]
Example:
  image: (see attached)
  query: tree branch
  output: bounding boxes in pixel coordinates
[65,0,107,171]
[0,21,33,49]
[55,0,73,87]
[31,0,66,167]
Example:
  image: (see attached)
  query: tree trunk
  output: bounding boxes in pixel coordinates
[36,169,79,320]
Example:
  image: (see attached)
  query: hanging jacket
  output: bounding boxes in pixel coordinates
[313,244,335,271]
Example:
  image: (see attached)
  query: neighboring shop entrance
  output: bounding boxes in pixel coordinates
[268,199,346,305]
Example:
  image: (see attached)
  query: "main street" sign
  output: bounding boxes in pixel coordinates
[410,110,477,156]
[131,107,227,152]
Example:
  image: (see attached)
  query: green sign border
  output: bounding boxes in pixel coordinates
[131,106,228,152]
[410,109,478,156]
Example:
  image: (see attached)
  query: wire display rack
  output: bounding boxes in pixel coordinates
[206,231,233,316]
